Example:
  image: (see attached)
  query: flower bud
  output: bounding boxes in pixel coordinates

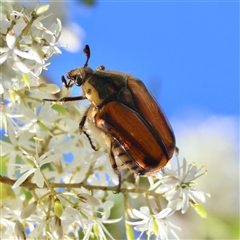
[153,218,159,235]
[93,223,99,238]
[22,73,30,88]
[53,216,63,239]
[14,220,26,240]
[39,83,60,94]
[125,224,134,240]
[193,203,207,218]
[21,202,37,219]
[54,198,64,217]
[35,4,49,16]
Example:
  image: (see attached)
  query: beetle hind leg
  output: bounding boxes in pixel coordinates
[109,149,122,194]
[108,139,123,194]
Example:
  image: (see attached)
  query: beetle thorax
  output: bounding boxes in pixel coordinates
[81,70,129,108]
[82,80,104,107]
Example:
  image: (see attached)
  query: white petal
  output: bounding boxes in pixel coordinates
[31,41,44,63]
[101,217,122,224]
[161,176,179,185]
[189,189,206,203]
[166,187,181,201]
[0,51,9,64]
[12,168,35,188]
[6,31,16,49]
[39,154,62,167]
[65,206,79,216]
[167,199,179,212]
[181,158,188,179]
[13,54,30,73]
[132,208,148,219]
[0,47,9,53]
[55,18,62,40]
[181,191,189,214]
[34,168,44,188]
[14,48,34,60]
[139,206,150,215]
[154,207,172,219]
[126,219,148,226]
[38,148,54,161]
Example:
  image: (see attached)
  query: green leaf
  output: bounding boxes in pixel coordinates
[51,104,68,114]
[22,73,30,88]
[0,182,15,200]
[20,188,33,201]
[37,120,49,132]
[0,155,8,175]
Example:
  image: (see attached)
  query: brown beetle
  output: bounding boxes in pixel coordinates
[44,45,176,192]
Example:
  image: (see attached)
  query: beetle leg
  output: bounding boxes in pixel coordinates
[78,106,99,151]
[43,96,87,102]
[82,131,99,151]
[109,140,122,194]
[61,75,74,88]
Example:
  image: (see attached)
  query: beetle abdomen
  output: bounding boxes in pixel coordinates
[111,139,146,175]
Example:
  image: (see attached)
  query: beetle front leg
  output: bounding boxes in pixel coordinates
[43,96,87,102]
[61,75,74,88]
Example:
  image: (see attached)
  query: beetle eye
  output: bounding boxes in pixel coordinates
[74,75,84,86]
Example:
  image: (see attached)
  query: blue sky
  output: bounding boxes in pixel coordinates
[48,1,239,119]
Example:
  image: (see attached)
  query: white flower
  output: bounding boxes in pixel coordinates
[27,212,67,239]
[0,3,62,93]
[12,141,62,188]
[82,201,122,240]
[1,126,34,178]
[20,101,57,139]
[0,31,35,72]
[0,101,23,136]
[127,206,180,240]
[156,157,207,214]
[0,198,35,239]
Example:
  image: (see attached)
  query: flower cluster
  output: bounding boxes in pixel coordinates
[0,2,61,97]
[0,3,208,239]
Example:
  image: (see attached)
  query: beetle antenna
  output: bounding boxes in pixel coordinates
[83,45,90,68]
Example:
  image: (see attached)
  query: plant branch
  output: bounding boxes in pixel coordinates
[0,175,160,196]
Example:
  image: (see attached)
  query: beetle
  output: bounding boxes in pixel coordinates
[44,45,176,193]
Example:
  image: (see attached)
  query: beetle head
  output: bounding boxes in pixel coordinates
[65,44,93,87]
[66,67,93,87]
